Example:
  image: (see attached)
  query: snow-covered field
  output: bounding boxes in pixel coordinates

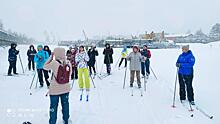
[0,42,219,124]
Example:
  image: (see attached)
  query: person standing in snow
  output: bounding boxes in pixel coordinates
[27,45,37,71]
[127,45,145,88]
[75,46,90,97]
[44,45,52,56]
[140,45,151,78]
[103,43,113,75]
[66,46,78,80]
[44,47,72,124]
[7,43,19,76]
[118,45,128,68]
[34,45,50,87]
[176,45,195,105]
[87,45,99,75]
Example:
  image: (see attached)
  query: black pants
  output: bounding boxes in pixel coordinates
[37,69,50,86]
[71,67,78,80]
[8,61,17,75]
[89,66,96,75]
[178,74,194,102]
[141,60,150,76]
[106,64,111,74]
[119,58,127,67]
[28,60,35,71]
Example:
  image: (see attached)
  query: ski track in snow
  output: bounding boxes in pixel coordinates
[0,43,219,124]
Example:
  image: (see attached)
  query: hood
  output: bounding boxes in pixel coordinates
[54,47,66,61]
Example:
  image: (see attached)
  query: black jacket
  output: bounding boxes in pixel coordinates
[27,49,37,61]
[88,49,99,66]
[8,48,19,62]
[103,48,113,64]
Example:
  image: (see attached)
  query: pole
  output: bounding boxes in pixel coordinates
[18,54,25,73]
[90,74,96,88]
[171,68,178,108]
[150,66,157,80]
[29,71,37,95]
[123,65,128,89]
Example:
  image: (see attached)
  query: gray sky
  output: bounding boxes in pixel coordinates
[1,0,220,41]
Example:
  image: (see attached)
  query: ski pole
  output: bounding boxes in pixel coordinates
[114,56,121,68]
[18,54,25,73]
[90,74,96,88]
[29,71,37,95]
[35,73,39,89]
[150,66,157,80]
[123,65,128,89]
[171,68,179,108]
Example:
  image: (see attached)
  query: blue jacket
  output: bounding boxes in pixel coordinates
[34,50,49,69]
[176,50,195,75]
[8,48,19,62]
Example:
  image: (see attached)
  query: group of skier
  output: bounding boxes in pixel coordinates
[7,42,196,124]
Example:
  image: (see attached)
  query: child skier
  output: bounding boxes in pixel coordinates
[103,43,113,75]
[66,47,78,80]
[75,46,90,101]
[87,45,99,75]
[7,43,19,76]
[140,45,151,78]
[176,45,195,105]
[118,45,128,68]
[34,45,50,87]
[127,45,145,88]
[27,45,37,71]
[44,47,72,124]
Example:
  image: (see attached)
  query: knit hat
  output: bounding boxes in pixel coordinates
[53,47,66,61]
[182,45,189,49]
[133,45,139,50]
[37,45,43,50]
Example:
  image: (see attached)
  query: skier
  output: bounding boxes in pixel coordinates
[44,45,52,56]
[103,43,113,75]
[7,43,19,76]
[34,45,50,87]
[87,45,99,75]
[176,45,195,105]
[66,46,78,80]
[27,45,37,71]
[118,45,128,68]
[127,45,145,88]
[44,47,72,124]
[75,46,90,101]
[140,45,151,78]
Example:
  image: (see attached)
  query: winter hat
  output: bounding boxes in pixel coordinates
[143,45,148,48]
[11,43,17,48]
[133,45,139,50]
[53,47,66,61]
[182,45,189,49]
[37,45,43,50]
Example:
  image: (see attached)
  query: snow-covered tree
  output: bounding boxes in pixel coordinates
[0,19,3,30]
[209,23,220,41]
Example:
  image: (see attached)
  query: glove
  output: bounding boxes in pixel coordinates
[39,56,43,61]
[176,63,181,67]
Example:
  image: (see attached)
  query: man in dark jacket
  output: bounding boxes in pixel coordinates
[27,45,37,71]
[176,45,196,105]
[141,45,151,78]
[103,43,113,75]
[8,43,19,76]
[88,46,99,75]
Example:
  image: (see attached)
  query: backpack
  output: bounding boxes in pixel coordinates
[54,60,70,84]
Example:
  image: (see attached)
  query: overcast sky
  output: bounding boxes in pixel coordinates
[0,0,220,41]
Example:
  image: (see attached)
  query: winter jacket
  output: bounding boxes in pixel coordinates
[66,50,77,67]
[44,46,52,56]
[103,48,113,64]
[141,49,151,62]
[75,51,90,69]
[34,50,49,69]
[27,49,37,61]
[176,50,195,75]
[127,52,144,71]
[88,49,99,67]
[8,48,19,62]
[121,49,128,58]
[44,48,71,95]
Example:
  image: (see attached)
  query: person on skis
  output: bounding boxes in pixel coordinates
[44,47,72,124]
[75,46,90,101]
[87,45,99,75]
[27,45,37,71]
[34,45,50,87]
[7,43,19,76]
[176,45,195,105]
[66,46,78,80]
[103,43,113,75]
[118,45,128,69]
[140,45,151,78]
[127,45,145,88]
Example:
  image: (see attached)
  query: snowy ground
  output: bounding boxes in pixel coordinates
[0,42,219,124]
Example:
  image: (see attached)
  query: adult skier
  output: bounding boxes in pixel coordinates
[87,45,99,75]
[7,43,19,76]
[140,45,151,78]
[27,45,37,71]
[44,45,52,56]
[103,43,113,75]
[118,45,128,68]
[176,45,195,105]
[66,46,78,80]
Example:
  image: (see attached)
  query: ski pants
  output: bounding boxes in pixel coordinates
[141,60,150,76]
[8,61,17,74]
[106,64,111,74]
[78,68,90,89]
[49,92,69,124]
[37,69,50,86]
[28,60,35,71]
[130,70,141,86]
[178,74,194,102]
[119,58,127,67]
[71,67,78,80]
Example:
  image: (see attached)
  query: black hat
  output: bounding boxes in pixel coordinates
[11,43,17,48]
